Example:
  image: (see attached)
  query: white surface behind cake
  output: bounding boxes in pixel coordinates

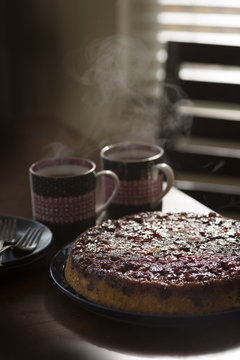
[163,187,211,214]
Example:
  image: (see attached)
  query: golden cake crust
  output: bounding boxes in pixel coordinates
[65,212,240,315]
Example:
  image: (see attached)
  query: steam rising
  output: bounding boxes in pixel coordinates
[160,84,193,146]
[46,142,74,158]
[50,35,191,159]
[75,36,151,104]
[71,35,163,145]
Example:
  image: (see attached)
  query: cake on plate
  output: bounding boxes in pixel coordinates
[65,212,240,315]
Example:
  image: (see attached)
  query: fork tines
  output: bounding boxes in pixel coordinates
[16,227,43,251]
[0,218,17,243]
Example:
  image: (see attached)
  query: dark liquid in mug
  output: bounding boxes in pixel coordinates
[107,149,158,162]
[46,173,78,178]
[36,165,89,178]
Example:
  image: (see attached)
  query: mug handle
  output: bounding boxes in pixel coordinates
[151,163,175,209]
[95,170,120,217]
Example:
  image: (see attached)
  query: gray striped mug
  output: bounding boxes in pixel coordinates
[29,157,119,242]
[100,143,174,219]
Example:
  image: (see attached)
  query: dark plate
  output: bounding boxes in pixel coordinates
[1,215,52,269]
[50,243,240,327]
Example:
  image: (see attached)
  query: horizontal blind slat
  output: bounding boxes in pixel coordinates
[158,0,240,7]
[120,0,240,100]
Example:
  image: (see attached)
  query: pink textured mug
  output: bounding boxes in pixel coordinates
[101,143,174,219]
[29,157,119,242]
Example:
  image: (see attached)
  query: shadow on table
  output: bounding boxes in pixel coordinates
[45,284,240,357]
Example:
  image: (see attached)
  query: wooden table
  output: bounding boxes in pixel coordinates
[1,118,240,360]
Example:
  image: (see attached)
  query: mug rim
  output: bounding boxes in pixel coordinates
[29,157,96,178]
[101,142,164,163]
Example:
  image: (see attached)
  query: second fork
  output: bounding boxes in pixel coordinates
[0,218,17,266]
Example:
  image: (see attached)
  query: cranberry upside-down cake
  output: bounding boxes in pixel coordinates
[65,212,240,315]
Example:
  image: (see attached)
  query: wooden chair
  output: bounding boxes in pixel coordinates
[160,41,240,218]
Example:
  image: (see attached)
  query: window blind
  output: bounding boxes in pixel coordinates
[118,0,240,100]
[118,0,240,218]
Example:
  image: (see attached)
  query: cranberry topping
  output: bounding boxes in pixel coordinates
[71,212,240,285]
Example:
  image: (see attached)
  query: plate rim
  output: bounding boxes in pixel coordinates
[0,214,53,269]
[50,242,240,327]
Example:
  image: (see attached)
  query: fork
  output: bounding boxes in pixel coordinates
[0,218,17,265]
[0,218,17,245]
[0,227,44,254]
